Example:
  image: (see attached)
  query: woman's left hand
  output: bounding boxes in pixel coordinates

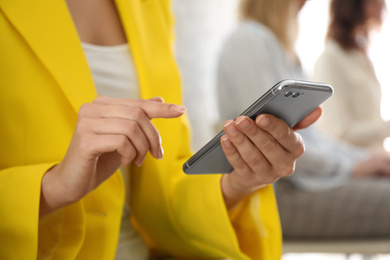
[220,107,322,209]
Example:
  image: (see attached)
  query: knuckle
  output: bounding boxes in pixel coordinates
[123,148,136,164]
[132,107,146,121]
[233,134,247,146]
[277,163,296,177]
[125,121,139,135]
[228,153,246,170]
[222,139,238,156]
[118,137,135,160]
[78,103,92,118]
[261,138,276,154]
[246,154,262,167]
[127,148,137,160]
[295,143,305,157]
[295,134,305,156]
[223,144,236,157]
[118,135,129,148]
[276,127,292,142]
[290,135,305,158]
[76,117,90,132]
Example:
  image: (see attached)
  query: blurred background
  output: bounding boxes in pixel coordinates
[173,0,390,151]
[173,0,390,259]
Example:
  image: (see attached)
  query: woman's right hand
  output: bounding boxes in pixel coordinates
[353,152,390,177]
[40,96,186,217]
[220,107,322,209]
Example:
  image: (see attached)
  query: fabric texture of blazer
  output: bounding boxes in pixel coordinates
[0,0,281,259]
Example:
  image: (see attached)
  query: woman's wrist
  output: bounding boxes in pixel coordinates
[221,172,265,210]
[39,164,74,217]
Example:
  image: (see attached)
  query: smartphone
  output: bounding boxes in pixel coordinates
[183,79,333,175]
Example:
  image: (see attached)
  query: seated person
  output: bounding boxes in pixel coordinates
[217,0,390,240]
[314,0,389,152]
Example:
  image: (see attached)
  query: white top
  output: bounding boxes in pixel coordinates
[82,42,149,260]
[217,21,366,192]
[313,40,390,152]
[82,42,140,99]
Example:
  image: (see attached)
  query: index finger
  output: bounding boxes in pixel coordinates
[93,96,186,119]
[293,106,322,131]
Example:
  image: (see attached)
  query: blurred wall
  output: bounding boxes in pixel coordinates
[173,0,239,150]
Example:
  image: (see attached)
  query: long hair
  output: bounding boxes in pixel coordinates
[239,0,299,55]
[326,0,369,50]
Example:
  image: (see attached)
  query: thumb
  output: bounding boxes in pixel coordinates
[293,106,322,131]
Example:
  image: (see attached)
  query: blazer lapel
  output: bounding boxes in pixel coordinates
[115,0,150,98]
[115,0,182,103]
[1,0,96,112]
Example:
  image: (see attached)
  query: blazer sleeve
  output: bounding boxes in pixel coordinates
[0,164,50,259]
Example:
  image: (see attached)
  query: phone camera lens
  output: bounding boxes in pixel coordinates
[292,92,300,98]
[284,91,292,97]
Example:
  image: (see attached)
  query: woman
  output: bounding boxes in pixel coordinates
[0,0,320,259]
[314,0,388,152]
[217,0,390,240]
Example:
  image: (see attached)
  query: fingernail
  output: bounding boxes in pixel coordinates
[157,146,164,160]
[256,115,270,128]
[221,135,232,148]
[155,96,164,103]
[224,120,238,135]
[136,158,145,167]
[236,117,251,130]
[171,105,187,113]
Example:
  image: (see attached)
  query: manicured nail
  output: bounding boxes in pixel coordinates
[171,105,187,113]
[221,135,232,148]
[155,96,165,103]
[236,117,251,130]
[135,158,145,167]
[157,145,164,160]
[224,120,238,135]
[256,115,270,128]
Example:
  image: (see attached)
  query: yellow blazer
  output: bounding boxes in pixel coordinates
[0,0,281,259]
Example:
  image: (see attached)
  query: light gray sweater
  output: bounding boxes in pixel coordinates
[217,20,367,192]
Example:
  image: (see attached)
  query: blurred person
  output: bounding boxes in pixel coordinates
[0,0,322,259]
[314,0,389,152]
[217,0,390,240]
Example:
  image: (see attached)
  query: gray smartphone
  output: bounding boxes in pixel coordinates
[183,79,333,174]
